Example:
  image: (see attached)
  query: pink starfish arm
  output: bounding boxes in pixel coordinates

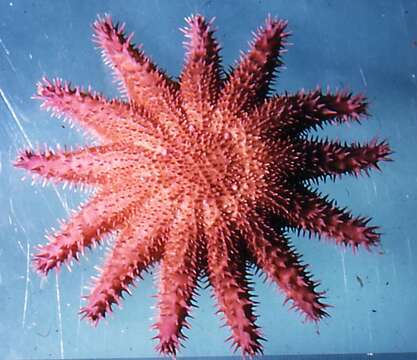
[219,16,289,116]
[36,78,162,143]
[180,15,222,122]
[80,229,165,323]
[250,89,368,137]
[292,138,392,181]
[92,16,180,116]
[240,214,329,321]
[79,187,182,323]
[33,184,155,274]
[270,184,380,250]
[207,224,263,356]
[267,137,391,181]
[153,201,200,355]
[13,143,163,187]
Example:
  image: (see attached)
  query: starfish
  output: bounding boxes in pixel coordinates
[14,15,391,356]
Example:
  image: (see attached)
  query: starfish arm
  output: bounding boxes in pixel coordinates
[251,89,368,137]
[93,16,180,117]
[272,184,380,250]
[153,202,200,355]
[36,78,160,143]
[79,213,168,324]
[207,225,263,356]
[219,17,289,116]
[33,185,153,275]
[14,143,163,187]
[241,215,329,321]
[79,186,181,323]
[293,138,392,181]
[180,15,222,122]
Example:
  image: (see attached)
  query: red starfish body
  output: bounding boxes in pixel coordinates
[14,15,391,356]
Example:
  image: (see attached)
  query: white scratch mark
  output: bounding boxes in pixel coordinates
[40,276,48,290]
[365,183,372,205]
[0,87,32,147]
[22,240,30,328]
[55,273,65,359]
[0,37,16,72]
[372,180,378,198]
[398,1,410,36]
[9,198,25,254]
[406,235,414,270]
[0,37,10,55]
[367,312,374,348]
[359,67,368,87]
[340,250,348,293]
[16,238,25,255]
[52,186,70,217]
[390,254,398,282]
[76,272,84,351]
[374,260,381,286]
[0,87,70,215]
[1,52,72,360]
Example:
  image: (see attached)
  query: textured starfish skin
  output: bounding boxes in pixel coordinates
[14,15,392,356]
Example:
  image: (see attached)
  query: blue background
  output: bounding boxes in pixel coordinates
[1,0,416,359]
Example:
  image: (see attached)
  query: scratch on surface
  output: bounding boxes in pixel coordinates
[22,240,30,328]
[76,272,84,352]
[0,36,17,72]
[0,36,10,55]
[2,64,70,359]
[372,180,378,198]
[56,191,70,215]
[55,273,65,359]
[10,196,32,330]
[390,254,398,283]
[0,87,32,147]
[9,198,25,255]
[374,259,381,286]
[0,87,70,214]
[359,67,368,87]
[340,250,348,294]
[406,235,414,270]
[398,1,410,37]
[367,311,374,348]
